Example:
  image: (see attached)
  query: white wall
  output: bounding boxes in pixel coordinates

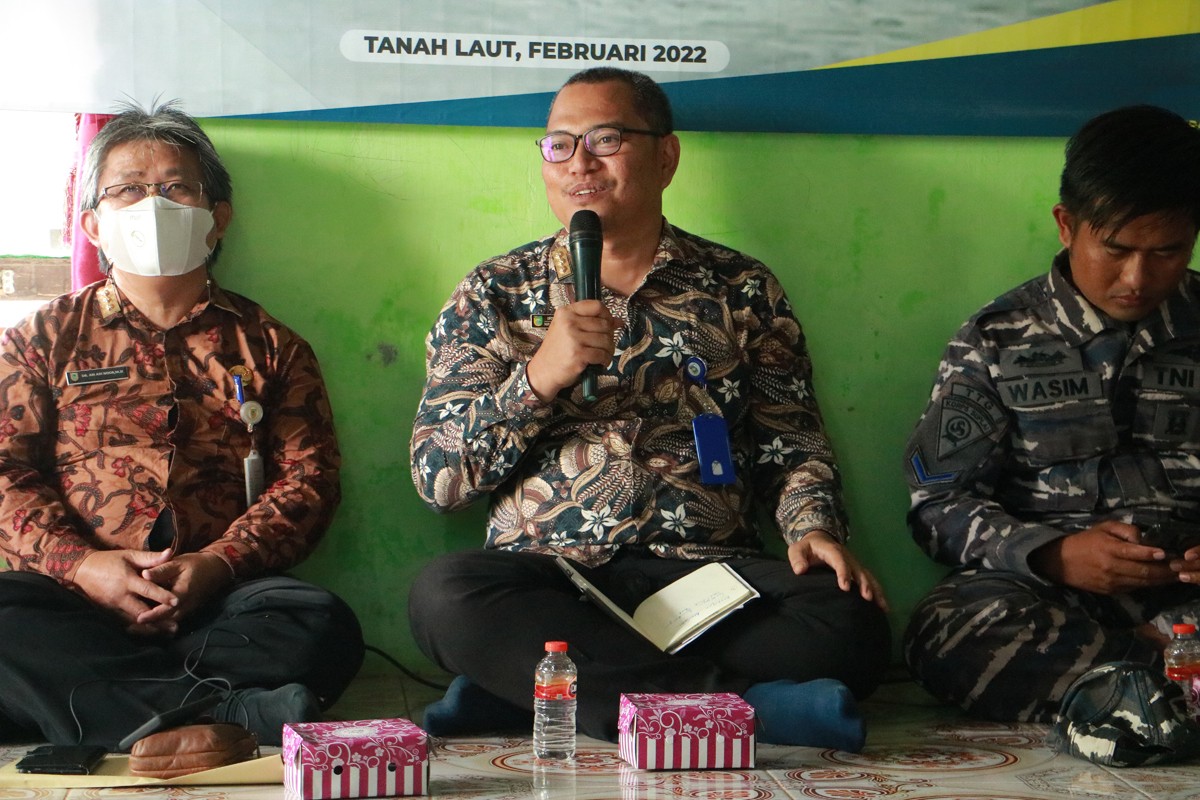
[0,111,76,257]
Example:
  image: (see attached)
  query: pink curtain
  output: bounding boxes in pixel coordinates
[67,113,115,289]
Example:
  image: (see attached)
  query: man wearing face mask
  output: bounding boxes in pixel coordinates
[0,102,364,749]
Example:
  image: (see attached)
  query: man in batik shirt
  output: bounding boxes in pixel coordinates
[409,68,889,748]
[0,102,362,748]
[904,105,1200,722]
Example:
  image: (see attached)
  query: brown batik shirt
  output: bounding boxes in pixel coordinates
[0,279,341,584]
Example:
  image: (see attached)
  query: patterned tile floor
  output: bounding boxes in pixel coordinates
[3,672,1200,798]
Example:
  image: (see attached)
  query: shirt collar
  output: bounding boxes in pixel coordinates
[96,278,242,327]
[549,217,683,284]
[653,218,689,267]
[1156,270,1200,341]
[1049,250,1200,346]
[1046,250,1109,344]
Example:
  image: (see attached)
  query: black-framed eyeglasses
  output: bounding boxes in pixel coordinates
[99,181,205,207]
[536,126,662,163]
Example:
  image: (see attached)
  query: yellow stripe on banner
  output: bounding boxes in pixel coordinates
[818,0,1200,69]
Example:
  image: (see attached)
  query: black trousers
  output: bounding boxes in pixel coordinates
[0,572,364,747]
[408,549,891,741]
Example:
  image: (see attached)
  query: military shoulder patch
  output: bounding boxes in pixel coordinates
[937,381,1006,459]
[908,448,957,486]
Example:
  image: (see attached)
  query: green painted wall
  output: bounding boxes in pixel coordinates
[201,118,1067,675]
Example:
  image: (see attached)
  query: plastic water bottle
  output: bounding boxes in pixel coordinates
[1164,623,1200,720]
[533,640,577,760]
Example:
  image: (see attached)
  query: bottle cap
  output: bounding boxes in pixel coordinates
[545,641,568,652]
[1172,623,1197,635]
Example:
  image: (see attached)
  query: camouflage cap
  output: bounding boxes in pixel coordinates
[1049,661,1200,767]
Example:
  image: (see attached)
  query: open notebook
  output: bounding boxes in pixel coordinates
[555,556,760,654]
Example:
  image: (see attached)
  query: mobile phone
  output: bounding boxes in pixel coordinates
[1140,524,1200,556]
[116,693,222,752]
[15,744,107,775]
[1140,524,1174,552]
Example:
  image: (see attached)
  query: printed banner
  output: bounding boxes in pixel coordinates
[0,0,1195,135]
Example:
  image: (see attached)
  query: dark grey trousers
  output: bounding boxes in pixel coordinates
[0,572,364,747]
[904,568,1199,722]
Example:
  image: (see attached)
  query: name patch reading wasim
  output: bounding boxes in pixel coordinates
[998,371,1101,407]
[67,367,131,386]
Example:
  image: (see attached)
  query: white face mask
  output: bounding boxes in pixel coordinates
[97,195,215,277]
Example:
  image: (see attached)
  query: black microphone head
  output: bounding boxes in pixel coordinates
[568,210,602,303]
[569,210,602,244]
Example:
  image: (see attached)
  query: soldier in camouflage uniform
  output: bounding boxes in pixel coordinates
[903,105,1200,722]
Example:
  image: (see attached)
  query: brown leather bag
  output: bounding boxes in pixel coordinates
[129,723,259,778]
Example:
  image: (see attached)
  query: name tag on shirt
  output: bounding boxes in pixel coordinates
[693,413,735,484]
[67,367,130,386]
[997,371,1102,407]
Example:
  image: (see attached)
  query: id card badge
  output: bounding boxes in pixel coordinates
[693,413,735,484]
[244,448,264,507]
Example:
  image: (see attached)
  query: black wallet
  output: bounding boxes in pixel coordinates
[14,744,107,775]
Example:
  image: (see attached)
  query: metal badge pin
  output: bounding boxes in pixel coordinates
[690,383,724,417]
[684,356,707,387]
[240,400,264,433]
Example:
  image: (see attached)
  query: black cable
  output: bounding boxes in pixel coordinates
[364,644,450,692]
[67,629,239,744]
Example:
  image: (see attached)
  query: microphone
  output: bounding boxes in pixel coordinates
[569,210,602,401]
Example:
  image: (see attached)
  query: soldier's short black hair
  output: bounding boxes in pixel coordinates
[1060,105,1200,233]
[551,67,674,135]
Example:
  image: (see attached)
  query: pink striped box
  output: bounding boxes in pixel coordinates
[283,718,428,799]
[618,693,756,770]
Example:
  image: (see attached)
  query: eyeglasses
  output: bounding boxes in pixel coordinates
[99,181,205,207]
[536,126,662,163]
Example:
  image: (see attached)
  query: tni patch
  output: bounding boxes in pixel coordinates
[1143,359,1200,395]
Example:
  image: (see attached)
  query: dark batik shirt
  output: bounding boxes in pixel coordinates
[411,221,847,566]
[906,252,1200,577]
[0,279,341,584]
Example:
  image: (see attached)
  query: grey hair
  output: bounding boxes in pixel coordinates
[82,100,232,270]
[81,100,231,211]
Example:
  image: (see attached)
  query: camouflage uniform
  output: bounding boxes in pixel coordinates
[903,252,1200,722]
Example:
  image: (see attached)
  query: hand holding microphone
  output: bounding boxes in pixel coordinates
[525,210,615,403]
[569,210,603,401]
